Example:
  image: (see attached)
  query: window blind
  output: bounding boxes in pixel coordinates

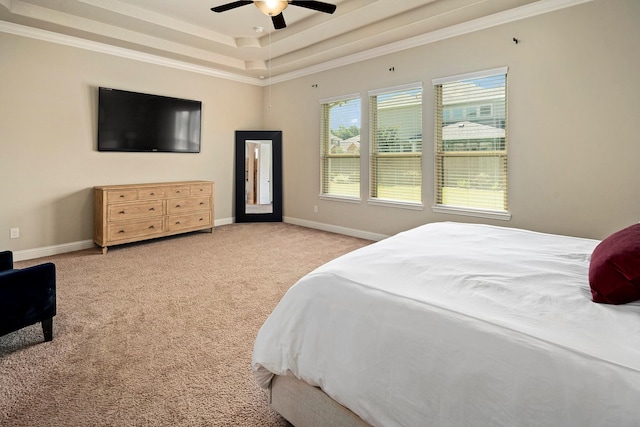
[434,69,508,212]
[320,96,361,198]
[369,83,422,204]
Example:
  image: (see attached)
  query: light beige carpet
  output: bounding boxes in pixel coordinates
[0,223,372,426]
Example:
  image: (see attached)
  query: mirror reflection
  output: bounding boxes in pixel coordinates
[245,140,273,214]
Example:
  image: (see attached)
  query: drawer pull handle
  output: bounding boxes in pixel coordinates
[118,230,125,234]
[119,195,125,198]
[175,221,181,225]
[149,207,155,211]
[200,202,204,205]
[150,192,155,196]
[175,204,181,208]
[199,218,204,221]
[149,225,155,229]
[176,190,181,194]
[119,210,126,214]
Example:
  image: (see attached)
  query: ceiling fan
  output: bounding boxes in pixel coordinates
[211,1,337,30]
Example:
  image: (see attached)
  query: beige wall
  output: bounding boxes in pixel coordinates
[1,0,638,258]
[0,33,263,254]
[264,0,640,240]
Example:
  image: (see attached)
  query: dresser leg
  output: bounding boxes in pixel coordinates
[102,247,108,255]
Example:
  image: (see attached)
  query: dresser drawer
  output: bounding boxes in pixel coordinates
[167,212,212,232]
[138,187,166,199]
[107,201,164,221]
[167,196,211,214]
[190,183,212,196]
[107,218,164,241]
[106,189,138,203]
[167,185,191,198]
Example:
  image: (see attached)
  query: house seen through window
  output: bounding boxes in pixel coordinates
[320,95,361,198]
[433,68,508,215]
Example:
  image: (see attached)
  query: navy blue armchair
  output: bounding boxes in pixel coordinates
[0,251,56,342]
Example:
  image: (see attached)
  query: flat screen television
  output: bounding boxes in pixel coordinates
[97,87,202,153]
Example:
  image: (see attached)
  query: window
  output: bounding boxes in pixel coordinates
[433,68,509,218]
[320,95,361,198]
[479,105,493,117]
[369,83,422,205]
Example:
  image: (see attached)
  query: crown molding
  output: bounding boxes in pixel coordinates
[0,0,594,87]
[269,0,595,84]
[0,20,264,86]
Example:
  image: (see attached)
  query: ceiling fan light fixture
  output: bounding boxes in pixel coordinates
[254,0,288,16]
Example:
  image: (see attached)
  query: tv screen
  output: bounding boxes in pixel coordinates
[97,87,202,153]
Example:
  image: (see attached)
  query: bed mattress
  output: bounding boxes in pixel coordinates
[252,222,640,426]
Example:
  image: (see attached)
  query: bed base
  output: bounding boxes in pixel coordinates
[270,375,370,427]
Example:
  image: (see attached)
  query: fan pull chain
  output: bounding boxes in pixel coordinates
[268,20,272,109]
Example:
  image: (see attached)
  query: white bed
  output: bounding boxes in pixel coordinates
[252,222,640,426]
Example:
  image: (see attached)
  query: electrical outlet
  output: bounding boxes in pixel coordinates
[313,205,318,213]
[10,228,19,239]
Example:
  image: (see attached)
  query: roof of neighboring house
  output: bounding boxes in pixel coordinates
[442,121,505,140]
[330,135,361,152]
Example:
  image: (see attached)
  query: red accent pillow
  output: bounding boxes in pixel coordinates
[589,224,640,304]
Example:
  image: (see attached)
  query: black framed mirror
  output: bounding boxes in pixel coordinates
[234,130,283,223]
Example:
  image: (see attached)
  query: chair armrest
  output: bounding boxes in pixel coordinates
[0,251,13,272]
[0,262,55,289]
[0,262,56,314]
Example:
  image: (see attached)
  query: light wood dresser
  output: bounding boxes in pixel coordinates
[94,180,214,254]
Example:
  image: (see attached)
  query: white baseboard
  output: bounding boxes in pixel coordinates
[13,217,236,262]
[215,217,234,227]
[283,216,388,242]
[12,217,379,261]
[13,240,96,262]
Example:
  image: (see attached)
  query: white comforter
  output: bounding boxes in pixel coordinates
[252,222,640,427]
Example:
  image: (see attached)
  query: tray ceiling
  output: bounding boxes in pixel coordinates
[0,0,592,84]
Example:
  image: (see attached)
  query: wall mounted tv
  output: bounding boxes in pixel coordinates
[97,87,202,153]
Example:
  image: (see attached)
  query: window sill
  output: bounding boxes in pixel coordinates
[368,199,424,211]
[432,205,511,221]
[318,194,362,204]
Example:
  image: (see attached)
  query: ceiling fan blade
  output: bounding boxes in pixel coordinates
[272,13,287,30]
[210,1,252,13]
[289,1,337,14]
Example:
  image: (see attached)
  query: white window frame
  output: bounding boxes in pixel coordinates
[432,67,511,221]
[319,93,362,202]
[368,82,423,210]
